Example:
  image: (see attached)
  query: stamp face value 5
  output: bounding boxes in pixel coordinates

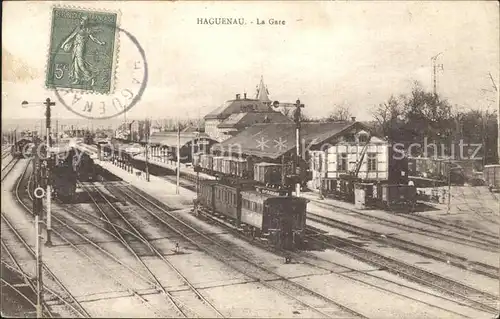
[46,7,119,94]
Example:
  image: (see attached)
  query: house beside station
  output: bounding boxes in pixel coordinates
[214,120,394,190]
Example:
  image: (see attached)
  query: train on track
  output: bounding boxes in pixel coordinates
[193,153,310,188]
[195,177,307,250]
[51,147,77,202]
[49,146,98,201]
[73,152,97,182]
[11,138,34,159]
[191,153,309,250]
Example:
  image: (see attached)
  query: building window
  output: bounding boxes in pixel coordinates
[344,134,355,143]
[337,153,348,171]
[367,153,377,171]
[358,133,368,144]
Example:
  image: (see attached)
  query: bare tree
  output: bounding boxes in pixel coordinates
[371,95,402,139]
[327,103,352,121]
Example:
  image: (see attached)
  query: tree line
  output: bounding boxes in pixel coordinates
[290,81,498,164]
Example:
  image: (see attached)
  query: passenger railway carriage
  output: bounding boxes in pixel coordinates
[196,179,307,250]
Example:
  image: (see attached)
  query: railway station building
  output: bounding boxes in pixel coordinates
[204,77,292,142]
[214,120,392,190]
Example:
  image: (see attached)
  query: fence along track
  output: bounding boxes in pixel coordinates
[109,182,367,319]
[80,181,220,318]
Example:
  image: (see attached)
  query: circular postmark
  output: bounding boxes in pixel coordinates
[48,10,148,120]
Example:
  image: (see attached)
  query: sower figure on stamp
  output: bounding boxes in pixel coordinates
[61,16,106,86]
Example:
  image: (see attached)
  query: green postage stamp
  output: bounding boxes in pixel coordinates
[46,7,120,94]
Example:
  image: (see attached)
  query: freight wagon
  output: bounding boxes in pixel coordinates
[196,179,307,250]
[322,178,416,211]
[408,157,465,185]
[254,162,283,187]
[193,153,309,189]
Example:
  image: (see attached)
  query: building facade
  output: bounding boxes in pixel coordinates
[204,77,290,142]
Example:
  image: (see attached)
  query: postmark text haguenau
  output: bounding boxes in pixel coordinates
[197,17,286,25]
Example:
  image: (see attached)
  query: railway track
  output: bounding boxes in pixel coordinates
[1,157,18,181]
[306,228,499,314]
[308,198,498,252]
[307,212,499,278]
[460,186,500,226]
[2,161,90,318]
[162,169,499,314]
[125,164,500,247]
[79,181,224,318]
[19,167,189,317]
[190,204,487,318]
[1,235,53,318]
[105,181,368,319]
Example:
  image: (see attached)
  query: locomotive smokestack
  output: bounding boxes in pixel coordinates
[244,93,247,99]
[351,117,356,122]
[236,94,241,100]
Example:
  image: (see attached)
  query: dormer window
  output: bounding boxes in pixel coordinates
[358,133,369,143]
[344,134,355,143]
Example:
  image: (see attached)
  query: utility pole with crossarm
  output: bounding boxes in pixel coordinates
[273,99,305,197]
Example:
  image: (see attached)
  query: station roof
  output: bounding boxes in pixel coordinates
[204,98,274,120]
[217,111,292,129]
[215,121,365,159]
[143,131,216,148]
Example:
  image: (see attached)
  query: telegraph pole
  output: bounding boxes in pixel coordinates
[44,98,54,247]
[145,118,150,182]
[488,72,499,164]
[176,120,180,195]
[431,52,443,96]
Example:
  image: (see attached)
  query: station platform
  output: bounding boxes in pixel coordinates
[94,159,196,209]
[133,154,215,181]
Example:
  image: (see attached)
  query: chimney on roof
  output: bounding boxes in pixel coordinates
[236,94,241,100]
[244,93,247,99]
[351,117,356,122]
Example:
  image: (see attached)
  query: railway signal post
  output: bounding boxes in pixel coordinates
[32,137,45,318]
[273,99,305,197]
[22,98,55,247]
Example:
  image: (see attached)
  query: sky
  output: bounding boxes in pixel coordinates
[2,1,499,122]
